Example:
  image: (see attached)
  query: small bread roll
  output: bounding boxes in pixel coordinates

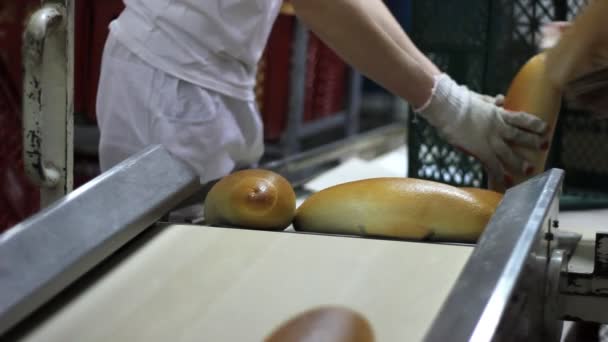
[204,169,296,230]
[503,52,562,189]
[265,306,374,342]
[293,178,502,242]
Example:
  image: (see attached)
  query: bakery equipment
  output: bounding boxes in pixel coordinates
[0,143,607,341]
[22,0,74,207]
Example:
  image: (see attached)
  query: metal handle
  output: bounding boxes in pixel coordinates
[22,4,66,188]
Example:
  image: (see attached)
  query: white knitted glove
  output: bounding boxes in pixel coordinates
[416,74,549,187]
[473,92,505,106]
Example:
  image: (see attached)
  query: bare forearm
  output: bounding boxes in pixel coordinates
[291,0,434,108]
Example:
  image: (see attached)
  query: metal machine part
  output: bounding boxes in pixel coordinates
[425,169,564,341]
[22,0,74,207]
[1,160,606,340]
[425,168,608,341]
[0,146,200,336]
[560,232,608,323]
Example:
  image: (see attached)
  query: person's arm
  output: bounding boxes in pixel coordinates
[543,1,608,115]
[545,0,608,88]
[291,0,434,108]
[291,0,548,188]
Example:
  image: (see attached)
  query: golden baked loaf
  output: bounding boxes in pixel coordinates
[460,187,504,208]
[204,169,296,230]
[293,178,502,242]
[503,52,562,189]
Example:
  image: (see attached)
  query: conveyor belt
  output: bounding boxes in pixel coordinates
[0,141,578,341]
[8,225,472,342]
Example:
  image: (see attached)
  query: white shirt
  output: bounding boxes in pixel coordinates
[111,0,282,101]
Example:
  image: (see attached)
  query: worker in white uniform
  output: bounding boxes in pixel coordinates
[97,0,550,192]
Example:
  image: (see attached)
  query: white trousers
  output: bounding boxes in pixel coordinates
[96,33,264,184]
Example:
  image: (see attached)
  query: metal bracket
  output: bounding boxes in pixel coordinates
[559,232,608,323]
[544,249,567,341]
[22,0,74,207]
[424,169,565,342]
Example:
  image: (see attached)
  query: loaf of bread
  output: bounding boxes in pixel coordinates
[265,307,374,342]
[204,169,296,230]
[461,187,504,208]
[503,52,563,189]
[293,178,502,242]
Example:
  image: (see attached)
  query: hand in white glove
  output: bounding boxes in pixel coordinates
[472,91,505,107]
[415,74,549,187]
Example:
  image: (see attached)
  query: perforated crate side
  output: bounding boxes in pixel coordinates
[407,0,492,187]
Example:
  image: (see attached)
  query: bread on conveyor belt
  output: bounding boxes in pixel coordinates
[265,307,374,342]
[204,169,296,230]
[461,187,504,207]
[293,178,502,242]
[503,52,562,190]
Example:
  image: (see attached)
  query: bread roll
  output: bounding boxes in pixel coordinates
[204,169,296,230]
[503,52,563,189]
[293,178,502,242]
[265,307,374,342]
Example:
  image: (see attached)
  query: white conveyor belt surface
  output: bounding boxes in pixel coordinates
[17,224,472,342]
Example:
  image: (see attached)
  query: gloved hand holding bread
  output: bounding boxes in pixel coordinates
[413,0,608,191]
[415,0,608,191]
[414,73,550,190]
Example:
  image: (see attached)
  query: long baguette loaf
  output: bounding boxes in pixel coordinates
[293,178,502,242]
[503,52,563,189]
[204,169,296,230]
[461,187,504,207]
